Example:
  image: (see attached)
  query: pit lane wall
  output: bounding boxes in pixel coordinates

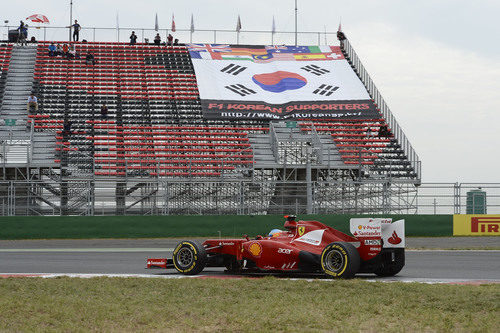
[0,215,452,240]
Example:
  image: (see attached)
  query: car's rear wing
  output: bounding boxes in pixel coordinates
[349,218,405,248]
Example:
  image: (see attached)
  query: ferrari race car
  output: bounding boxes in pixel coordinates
[147,216,405,278]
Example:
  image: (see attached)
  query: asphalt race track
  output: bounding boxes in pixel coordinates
[1,238,499,283]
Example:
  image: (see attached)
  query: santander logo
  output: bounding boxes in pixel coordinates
[388,231,402,245]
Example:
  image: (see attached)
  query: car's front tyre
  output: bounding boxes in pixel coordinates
[172,240,207,275]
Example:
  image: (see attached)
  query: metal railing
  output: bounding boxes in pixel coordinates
[340,38,421,180]
[269,122,279,163]
[1,179,499,216]
[3,25,338,46]
[310,124,323,164]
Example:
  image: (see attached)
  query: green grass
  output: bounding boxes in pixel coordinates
[0,277,498,332]
[0,214,452,239]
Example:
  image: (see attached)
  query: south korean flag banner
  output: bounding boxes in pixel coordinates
[187,44,379,120]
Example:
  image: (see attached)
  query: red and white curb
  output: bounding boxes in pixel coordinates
[0,273,498,285]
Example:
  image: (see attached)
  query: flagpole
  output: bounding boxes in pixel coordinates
[294,0,298,46]
[69,0,73,42]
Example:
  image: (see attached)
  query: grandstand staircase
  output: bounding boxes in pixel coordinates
[0,45,55,167]
[249,121,345,169]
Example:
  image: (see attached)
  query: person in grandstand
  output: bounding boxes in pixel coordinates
[167,34,173,46]
[63,120,73,136]
[48,43,57,57]
[100,104,109,119]
[174,38,179,46]
[68,20,81,41]
[378,125,391,137]
[17,21,28,45]
[85,53,95,65]
[130,31,138,45]
[337,30,346,41]
[27,93,38,113]
[62,43,70,58]
[154,33,161,45]
[56,44,63,56]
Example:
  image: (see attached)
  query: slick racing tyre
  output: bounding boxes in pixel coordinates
[321,242,360,278]
[172,241,207,275]
[374,249,405,277]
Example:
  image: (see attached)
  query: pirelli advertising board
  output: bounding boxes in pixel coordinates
[453,214,500,236]
[187,44,379,120]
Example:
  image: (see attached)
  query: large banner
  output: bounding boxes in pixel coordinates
[187,44,379,120]
[453,214,500,236]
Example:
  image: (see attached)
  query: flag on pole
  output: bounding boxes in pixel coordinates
[155,13,159,31]
[272,16,276,34]
[190,14,195,33]
[171,14,176,32]
[338,21,342,32]
[236,15,242,32]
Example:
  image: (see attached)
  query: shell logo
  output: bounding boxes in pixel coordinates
[358,225,363,230]
[248,242,263,257]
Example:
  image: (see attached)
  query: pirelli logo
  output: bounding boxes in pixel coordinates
[453,214,500,236]
[471,217,500,233]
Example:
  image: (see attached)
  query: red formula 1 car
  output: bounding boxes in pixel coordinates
[147,216,405,278]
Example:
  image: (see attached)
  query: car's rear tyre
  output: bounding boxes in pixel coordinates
[374,249,405,277]
[172,241,207,275]
[321,242,360,278]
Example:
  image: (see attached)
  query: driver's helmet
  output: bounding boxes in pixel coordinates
[268,229,283,237]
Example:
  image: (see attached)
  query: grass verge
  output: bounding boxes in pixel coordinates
[0,277,498,332]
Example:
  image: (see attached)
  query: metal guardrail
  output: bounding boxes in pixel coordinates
[269,122,279,163]
[0,180,499,216]
[310,124,323,164]
[340,38,421,180]
[2,25,338,46]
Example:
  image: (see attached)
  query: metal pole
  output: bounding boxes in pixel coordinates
[69,0,73,42]
[294,0,298,46]
[306,153,312,214]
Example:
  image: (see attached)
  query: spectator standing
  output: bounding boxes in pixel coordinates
[48,43,56,57]
[17,21,28,45]
[63,120,73,136]
[167,34,173,46]
[70,20,81,41]
[27,93,38,112]
[130,31,138,45]
[100,104,109,119]
[154,33,161,45]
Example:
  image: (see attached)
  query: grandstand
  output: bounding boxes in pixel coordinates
[0,33,421,215]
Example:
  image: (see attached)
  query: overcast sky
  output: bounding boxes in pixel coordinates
[3,0,499,183]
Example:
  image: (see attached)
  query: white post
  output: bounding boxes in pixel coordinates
[294,0,298,46]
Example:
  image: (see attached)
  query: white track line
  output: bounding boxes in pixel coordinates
[0,248,174,252]
[0,273,498,284]
[0,248,498,253]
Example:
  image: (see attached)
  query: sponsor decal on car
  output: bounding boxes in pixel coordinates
[453,215,500,236]
[277,248,292,254]
[364,239,381,246]
[388,231,402,245]
[298,226,306,236]
[281,262,296,269]
[218,242,235,246]
[248,242,263,257]
[294,229,325,246]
